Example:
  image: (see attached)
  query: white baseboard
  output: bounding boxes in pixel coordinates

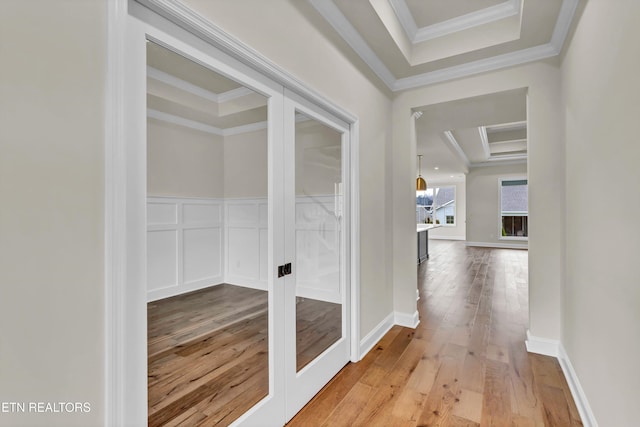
[147,278,223,302]
[558,344,598,427]
[466,241,528,250]
[526,331,598,427]
[359,312,394,360]
[394,310,420,329]
[525,330,559,356]
[429,235,465,241]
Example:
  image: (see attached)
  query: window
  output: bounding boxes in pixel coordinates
[416,186,456,226]
[500,178,528,239]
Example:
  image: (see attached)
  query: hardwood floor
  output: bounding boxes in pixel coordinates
[288,240,583,426]
[148,284,269,427]
[148,283,342,426]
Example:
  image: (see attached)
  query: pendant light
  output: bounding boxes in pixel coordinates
[416,155,427,191]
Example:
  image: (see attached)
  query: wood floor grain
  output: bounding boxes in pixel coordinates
[148,283,342,426]
[288,241,583,427]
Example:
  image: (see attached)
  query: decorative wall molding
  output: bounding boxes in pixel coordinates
[146,196,342,300]
[224,198,269,291]
[558,344,599,427]
[394,310,420,328]
[466,241,528,250]
[147,197,224,301]
[359,312,394,360]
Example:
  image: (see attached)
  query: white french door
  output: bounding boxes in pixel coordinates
[282,91,351,421]
[126,14,352,426]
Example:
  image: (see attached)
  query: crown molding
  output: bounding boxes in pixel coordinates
[394,42,558,91]
[223,120,268,136]
[442,131,470,168]
[470,158,527,168]
[137,0,358,125]
[143,0,578,95]
[147,66,256,104]
[388,0,520,43]
[387,0,417,41]
[423,0,520,44]
[308,0,396,89]
[217,86,255,102]
[147,66,219,102]
[148,108,269,137]
[550,0,580,52]
[486,120,527,132]
[309,0,578,93]
[478,126,491,159]
[148,108,223,135]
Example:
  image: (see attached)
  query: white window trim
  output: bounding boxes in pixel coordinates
[498,177,528,241]
[416,185,457,227]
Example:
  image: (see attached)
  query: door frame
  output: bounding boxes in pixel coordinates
[105,1,361,425]
[283,90,352,421]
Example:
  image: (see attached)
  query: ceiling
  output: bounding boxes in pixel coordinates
[146,41,268,136]
[147,2,580,180]
[414,88,527,182]
[309,0,579,91]
[305,0,569,181]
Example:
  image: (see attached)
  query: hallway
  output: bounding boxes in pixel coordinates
[289,240,582,426]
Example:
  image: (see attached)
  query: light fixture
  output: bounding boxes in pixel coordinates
[416,155,427,191]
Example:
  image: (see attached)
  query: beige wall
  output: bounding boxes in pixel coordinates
[466,164,527,248]
[223,129,268,199]
[183,0,394,336]
[561,0,640,423]
[0,1,105,426]
[147,119,224,198]
[393,60,564,339]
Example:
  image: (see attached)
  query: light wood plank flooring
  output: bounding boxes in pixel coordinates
[288,240,582,426]
[148,283,341,426]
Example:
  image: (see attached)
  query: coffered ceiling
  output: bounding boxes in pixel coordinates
[309,0,579,91]
[414,88,527,182]
[146,41,268,136]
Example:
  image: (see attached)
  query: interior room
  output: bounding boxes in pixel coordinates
[2,0,639,426]
[145,42,345,425]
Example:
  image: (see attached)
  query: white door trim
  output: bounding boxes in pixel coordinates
[106,2,361,424]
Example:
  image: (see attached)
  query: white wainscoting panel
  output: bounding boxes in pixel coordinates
[147,230,178,291]
[225,199,268,290]
[148,196,344,301]
[147,197,223,301]
[183,227,221,283]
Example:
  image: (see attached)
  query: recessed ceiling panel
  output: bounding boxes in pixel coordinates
[405,0,506,27]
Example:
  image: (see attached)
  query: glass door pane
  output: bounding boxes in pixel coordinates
[145,41,272,426]
[293,113,344,372]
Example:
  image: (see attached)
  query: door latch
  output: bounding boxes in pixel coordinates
[278,263,292,278]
